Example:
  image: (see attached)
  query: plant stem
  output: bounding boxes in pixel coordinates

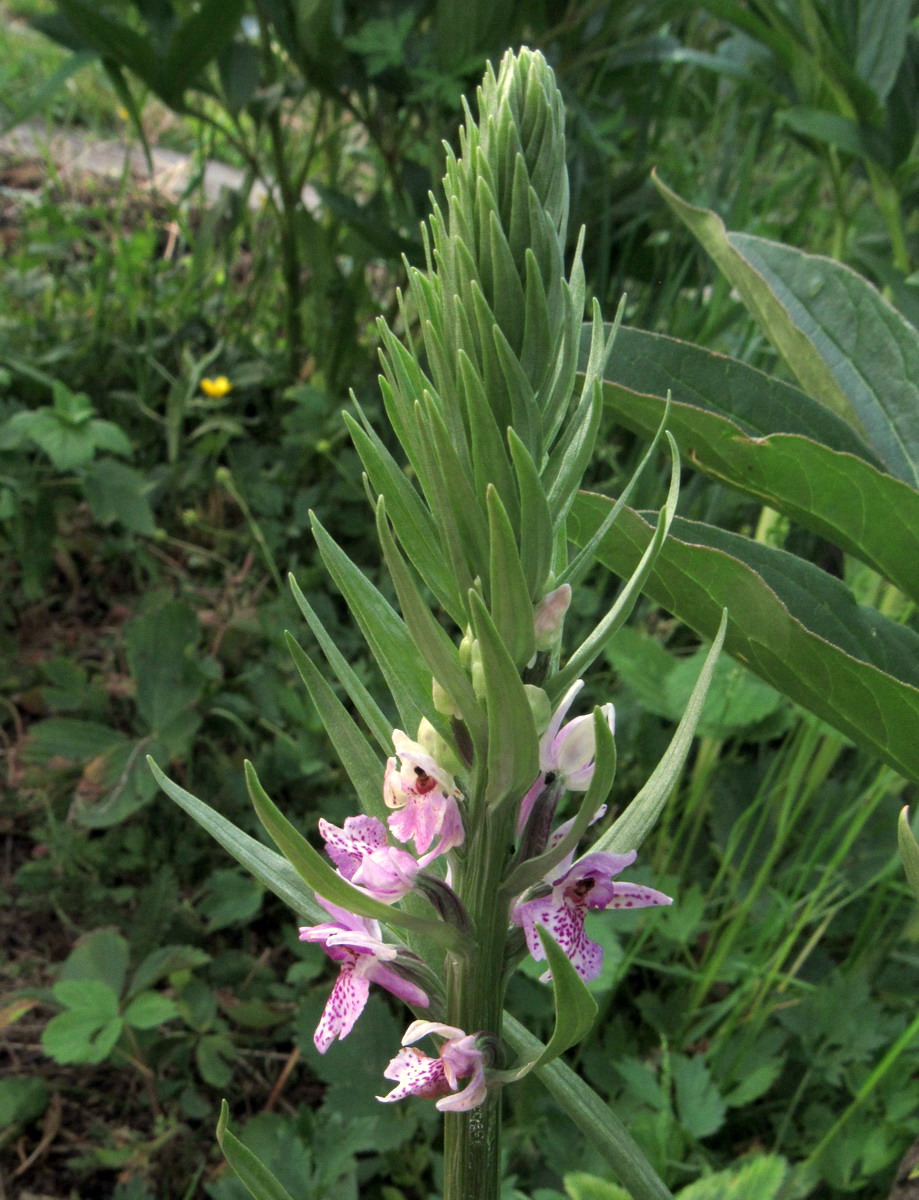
[443,802,516,1200]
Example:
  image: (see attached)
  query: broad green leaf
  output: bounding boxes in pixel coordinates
[59,928,129,996]
[898,807,919,902]
[486,484,536,669]
[42,1010,122,1065]
[159,0,246,107]
[856,0,912,103]
[310,513,432,737]
[53,979,119,1017]
[468,590,539,809]
[676,1154,787,1199]
[533,925,598,1064]
[122,991,179,1030]
[585,324,878,459]
[593,330,919,602]
[82,459,156,535]
[564,1174,630,1200]
[655,175,919,486]
[244,761,466,950]
[572,493,919,783]
[53,0,158,83]
[0,1078,49,1128]
[503,1013,675,1200]
[148,759,327,924]
[498,925,598,1082]
[551,434,679,699]
[284,630,387,816]
[216,1101,298,1200]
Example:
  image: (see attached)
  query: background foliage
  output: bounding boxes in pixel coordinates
[2,1,918,1198]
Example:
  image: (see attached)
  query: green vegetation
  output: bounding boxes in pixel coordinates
[2,3,918,1199]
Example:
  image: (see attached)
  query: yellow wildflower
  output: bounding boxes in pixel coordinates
[200,376,233,398]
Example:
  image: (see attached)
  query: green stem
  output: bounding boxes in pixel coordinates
[443,802,516,1200]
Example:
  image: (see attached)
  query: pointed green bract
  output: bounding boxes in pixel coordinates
[245,761,467,950]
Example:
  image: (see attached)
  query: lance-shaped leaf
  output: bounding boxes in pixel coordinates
[148,759,326,924]
[216,1100,297,1200]
[898,808,919,903]
[592,327,919,602]
[288,575,392,756]
[468,590,539,810]
[487,485,536,669]
[592,614,726,857]
[503,1013,675,1200]
[375,500,486,753]
[508,429,553,599]
[310,513,433,738]
[655,174,919,486]
[503,709,616,896]
[244,761,467,950]
[458,349,519,529]
[344,408,466,626]
[497,927,598,1083]
[283,632,386,816]
[560,394,673,593]
[572,493,919,783]
[551,435,680,700]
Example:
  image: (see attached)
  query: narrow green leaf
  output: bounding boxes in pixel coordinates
[287,574,392,755]
[508,429,553,598]
[283,631,386,815]
[503,1013,675,1200]
[898,807,919,902]
[375,499,486,752]
[216,1100,297,1200]
[551,435,680,699]
[571,494,919,783]
[244,761,464,949]
[468,590,539,809]
[560,394,673,592]
[344,409,465,626]
[148,758,326,924]
[594,612,726,856]
[655,174,919,485]
[310,513,432,737]
[486,485,536,669]
[503,709,615,896]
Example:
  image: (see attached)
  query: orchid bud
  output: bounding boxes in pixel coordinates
[432,675,460,718]
[533,583,572,650]
[524,685,552,736]
[416,717,461,779]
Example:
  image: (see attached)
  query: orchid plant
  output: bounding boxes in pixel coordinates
[152,48,725,1200]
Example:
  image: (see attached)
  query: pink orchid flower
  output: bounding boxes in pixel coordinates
[518,680,616,833]
[512,851,672,982]
[384,730,464,863]
[318,814,419,903]
[300,900,429,1053]
[377,1020,487,1111]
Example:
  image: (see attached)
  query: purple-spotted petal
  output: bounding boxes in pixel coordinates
[377,1047,450,1102]
[313,959,371,1053]
[319,815,388,879]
